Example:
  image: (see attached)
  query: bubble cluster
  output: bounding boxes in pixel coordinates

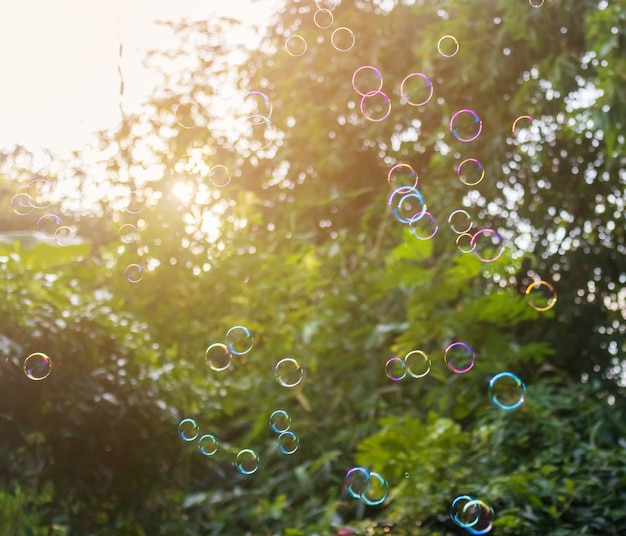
[23,352,52,380]
[344,467,388,506]
[450,495,495,534]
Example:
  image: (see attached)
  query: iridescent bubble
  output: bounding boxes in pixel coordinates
[512,115,534,134]
[344,467,370,499]
[470,228,505,263]
[450,109,483,142]
[37,214,62,239]
[174,101,204,129]
[404,350,431,378]
[178,418,200,442]
[444,342,476,374]
[275,357,304,387]
[285,34,307,57]
[313,8,334,29]
[331,27,355,52]
[238,115,276,152]
[448,209,473,234]
[23,352,52,380]
[269,409,291,434]
[456,232,476,254]
[225,325,254,355]
[525,280,557,311]
[463,499,495,535]
[235,449,260,475]
[489,372,526,410]
[198,434,219,456]
[278,431,300,454]
[388,187,427,224]
[205,342,232,372]
[119,224,140,244]
[451,495,477,528]
[352,66,383,97]
[242,90,272,123]
[400,73,434,106]
[361,471,388,506]
[126,264,143,283]
[11,193,33,215]
[437,35,460,57]
[385,357,406,381]
[360,91,391,122]
[457,158,485,186]
[126,191,145,215]
[54,225,77,246]
[17,178,53,209]
[409,211,438,240]
[387,163,417,190]
[208,165,231,187]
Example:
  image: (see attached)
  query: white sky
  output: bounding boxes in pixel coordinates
[0,0,281,153]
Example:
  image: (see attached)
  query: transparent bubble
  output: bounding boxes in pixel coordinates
[54,225,77,246]
[385,357,406,381]
[235,449,260,475]
[126,191,145,215]
[361,471,388,506]
[269,409,291,434]
[471,228,505,263]
[404,471,410,479]
[275,357,304,387]
[238,115,276,152]
[457,158,485,186]
[23,352,52,380]
[451,495,476,528]
[400,73,434,106]
[463,499,495,535]
[352,66,383,97]
[174,101,204,129]
[387,163,417,190]
[225,325,254,355]
[529,0,544,7]
[489,372,526,410]
[331,27,355,52]
[456,232,476,254]
[525,280,557,311]
[444,342,476,374]
[409,211,438,240]
[404,350,431,378]
[205,342,232,372]
[344,467,370,499]
[437,35,460,57]
[512,115,534,134]
[17,178,53,209]
[388,187,427,224]
[285,34,307,57]
[313,8,334,29]
[37,214,63,239]
[242,90,272,123]
[11,193,34,215]
[315,0,337,10]
[119,224,140,244]
[448,210,473,234]
[208,164,231,187]
[278,431,300,454]
[198,434,219,456]
[178,418,200,442]
[360,91,391,122]
[126,264,144,283]
[450,109,482,142]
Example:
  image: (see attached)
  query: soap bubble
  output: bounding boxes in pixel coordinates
[235,449,260,475]
[178,418,200,442]
[471,228,504,262]
[278,431,300,454]
[444,342,476,374]
[225,325,254,355]
[457,158,485,186]
[388,186,427,224]
[344,467,370,499]
[54,225,77,246]
[205,343,232,372]
[242,91,272,123]
[315,0,337,9]
[37,214,62,239]
[23,352,52,380]
[198,434,219,456]
[352,66,383,97]
[17,178,53,209]
[360,91,391,122]
[275,357,304,387]
[448,210,473,234]
[331,27,355,52]
[409,211,438,240]
[269,410,291,434]
[209,165,231,187]
[174,101,204,129]
[489,372,526,410]
[525,280,557,311]
[437,35,460,57]
[119,224,140,244]
[387,163,418,190]
[313,9,334,29]
[400,72,434,106]
[125,191,145,215]
[450,109,482,142]
[361,471,388,506]
[11,193,33,215]
[512,115,534,134]
[463,499,495,535]
[285,35,307,57]
[385,357,406,381]
[455,232,476,253]
[529,0,544,8]
[404,350,431,378]
[126,264,143,283]
[451,495,477,528]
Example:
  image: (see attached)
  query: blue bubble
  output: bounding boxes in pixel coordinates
[278,431,299,454]
[178,418,200,442]
[269,410,292,434]
[198,434,219,456]
[489,372,526,410]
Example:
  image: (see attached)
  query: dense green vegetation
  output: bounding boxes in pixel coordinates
[1,0,625,534]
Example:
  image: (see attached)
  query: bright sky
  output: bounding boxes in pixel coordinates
[0,0,281,153]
